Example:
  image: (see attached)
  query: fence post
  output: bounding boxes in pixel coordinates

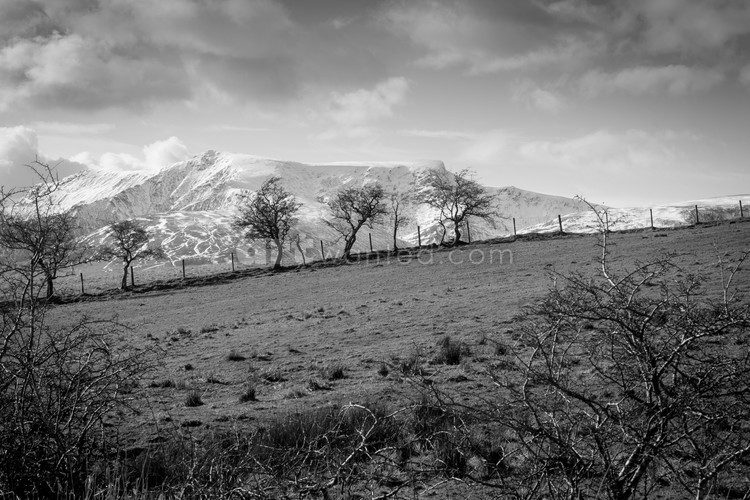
[182,259,186,279]
[558,215,564,233]
[695,204,700,224]
[741,200,744,218]
[466,220,471,243]
[320,240,325,261]
[650,208,654,230]
[130,267,135,288]
[80,273,84,295]
[369,233,373,252]
[513,218,517,237]
[231,252,235,272]
[417,226,421,248]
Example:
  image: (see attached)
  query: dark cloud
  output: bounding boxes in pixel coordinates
[0,0,308,112]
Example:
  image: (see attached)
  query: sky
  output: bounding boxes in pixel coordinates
[1,0,749,207]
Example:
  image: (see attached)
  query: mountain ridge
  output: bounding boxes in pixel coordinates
[28,150,749,265]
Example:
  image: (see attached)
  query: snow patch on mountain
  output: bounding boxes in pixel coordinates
[39,150,748,266]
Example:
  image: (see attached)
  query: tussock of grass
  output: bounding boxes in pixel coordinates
[398,352,424,376]
[185,390,203,407]
[321,362,346,381]
[239,385,256,403]
[226,349,246,361]
[434,336,465,365]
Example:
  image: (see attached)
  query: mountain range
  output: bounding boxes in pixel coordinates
[37,150,750,266]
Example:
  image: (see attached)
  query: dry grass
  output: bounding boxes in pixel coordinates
[42,220,750,496]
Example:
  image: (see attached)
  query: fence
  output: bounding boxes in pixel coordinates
[56,199,748,295]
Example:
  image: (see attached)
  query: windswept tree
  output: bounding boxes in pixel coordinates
[0,160,85,298]
[422,168,496,246]
[325,183,388,260]
[97,220,164,289]
[388,190,412,251]
[232,176,301,270]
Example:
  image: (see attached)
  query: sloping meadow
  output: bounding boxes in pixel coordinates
[34,220,750,498]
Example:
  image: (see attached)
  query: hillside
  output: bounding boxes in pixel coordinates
[46,151,591,264]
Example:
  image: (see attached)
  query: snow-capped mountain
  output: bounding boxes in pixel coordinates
[45,151,591,264]
[42,150,748,266]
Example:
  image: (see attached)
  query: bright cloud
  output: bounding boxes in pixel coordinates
[143,137,191,169]
[517,130,677,174]
[75,137,191,173]
[0,126,84,188]
[580,65,724,96]
[319,77,410,139]
[454,127,719,205]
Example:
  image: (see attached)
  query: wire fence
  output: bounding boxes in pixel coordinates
[54,199,748,295]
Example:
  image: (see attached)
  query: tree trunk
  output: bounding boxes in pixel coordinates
[342,236,356,260]
[295,238,306,265]
[392,219,399,251]
[453,220,462,247]
[121,265,129,290]
[273,239,283,270]
[45,275,54,299]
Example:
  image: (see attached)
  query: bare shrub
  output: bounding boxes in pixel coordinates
[0,165,152,497]
[435,231,750,499]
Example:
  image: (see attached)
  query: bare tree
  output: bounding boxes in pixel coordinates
[422,168,495,246]
[0,165,150,497]
[388,191,412,251]
[0,161,86,298]
[232,176,301,270]
[97,220,164,289]
[325,184,388,260]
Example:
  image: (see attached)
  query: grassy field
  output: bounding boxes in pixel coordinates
[42,219,750,498]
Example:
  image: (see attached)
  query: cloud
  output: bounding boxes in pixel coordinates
[458,129,516,165]
[740,64,750,88]
[380,0,599,75]
[580,65,724,96]
[0,0,301,111]
[0,126,39,173]
[455,127,716,205]
[32,121,115,135]
[517,130,677,174]
[0,125,85,189]
[512,80,567,112]
[143,137,191,169]
[73,137,191,174]
[399,129,473,140]
[629,0,750,56]
[318,77,410,139]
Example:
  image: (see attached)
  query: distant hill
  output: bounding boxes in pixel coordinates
[34,150,746,266]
